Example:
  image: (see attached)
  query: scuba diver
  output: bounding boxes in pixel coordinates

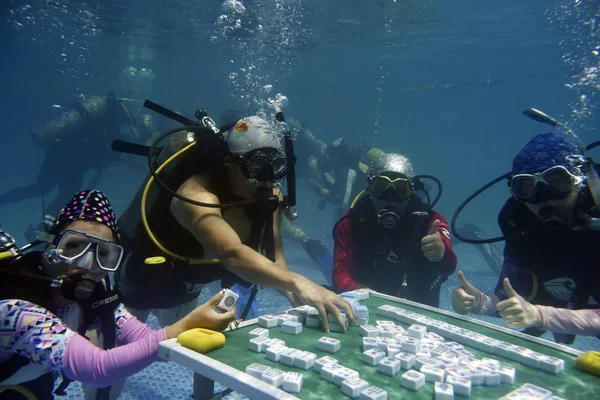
[113,101,353,332]
[0,95,140,231]
[451,108,600,344]
[307,137,360,214]
[288,117,381,215]
[0,190,235,400]
[332,153,457,308]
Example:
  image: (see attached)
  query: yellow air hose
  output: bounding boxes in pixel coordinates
[141,141,219,265]
[0,385,37,400]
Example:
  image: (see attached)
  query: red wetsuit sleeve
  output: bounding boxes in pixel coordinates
[333,214,360,292]
[429,212,457,275]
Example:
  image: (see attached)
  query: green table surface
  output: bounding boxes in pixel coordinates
[207,295,599,399]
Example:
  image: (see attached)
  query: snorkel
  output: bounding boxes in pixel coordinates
[451,108,600,244]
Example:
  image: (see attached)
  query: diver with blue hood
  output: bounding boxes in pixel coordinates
[451,108,600,344]
[112,100,354,332]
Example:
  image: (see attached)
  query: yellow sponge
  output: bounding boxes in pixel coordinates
[177,328,226,354]
[576,351,600,377]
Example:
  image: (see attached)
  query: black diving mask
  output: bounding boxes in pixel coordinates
[509,166,582,204]
[235,148,288,182]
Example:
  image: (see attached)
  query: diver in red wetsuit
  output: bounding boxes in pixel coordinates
[332,153,457,307]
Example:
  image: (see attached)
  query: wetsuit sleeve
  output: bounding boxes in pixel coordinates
[333,215,360,292]
[114,303,159,346]
[63,327,167,387]
[0,299,167,388]
[537,306,600,336]
[429,212,457,275]
[0,299,77,376]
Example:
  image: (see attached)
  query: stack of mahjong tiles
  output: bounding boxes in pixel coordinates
[317,356,388,399]
[376,305,565,375]
[499,383,566,400]
[328,289,370,332]
[353,304,567,398]
[340,289,371,326]
[246,326,316,394]
[256,289,370,332]
[247,328,388,399]
[257,304,318,332]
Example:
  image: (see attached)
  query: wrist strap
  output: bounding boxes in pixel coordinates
[473,292,491,315]
[476,292,492,315]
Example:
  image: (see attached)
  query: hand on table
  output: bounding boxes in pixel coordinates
[293,275,354,332]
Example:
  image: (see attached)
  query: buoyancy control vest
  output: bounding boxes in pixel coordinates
[336,193,448,307]
[117,146,278,308]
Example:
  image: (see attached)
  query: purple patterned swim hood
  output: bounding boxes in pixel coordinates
[52,189,119,237]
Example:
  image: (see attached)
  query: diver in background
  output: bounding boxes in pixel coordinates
[289,118,384,217]
[307,137,360,215]
[0,95,140,220]
[452,132,600,343]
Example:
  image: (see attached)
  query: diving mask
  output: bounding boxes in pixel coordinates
[235,148,288,183]
[509,166,583,204]
[369,174,414,202]
[45,230,124,272]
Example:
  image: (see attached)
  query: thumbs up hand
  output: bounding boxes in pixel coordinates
[452,271,483,314]
[421,219,445,262]
[496,278,542,330]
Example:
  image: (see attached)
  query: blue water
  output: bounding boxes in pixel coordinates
[1,0,599,398]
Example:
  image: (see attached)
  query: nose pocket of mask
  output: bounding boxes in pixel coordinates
[73,251,96,271]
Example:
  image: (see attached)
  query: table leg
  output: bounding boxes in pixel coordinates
[191,372,215,400]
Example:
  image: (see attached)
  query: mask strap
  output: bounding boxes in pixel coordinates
[583,163,600,209]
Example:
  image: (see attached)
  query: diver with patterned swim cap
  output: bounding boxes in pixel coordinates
[332,153,458,307]
[452,132,600,341]
[0,190,235,400]
[115,113,353,332]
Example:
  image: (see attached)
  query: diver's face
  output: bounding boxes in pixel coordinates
[226,160,272,198]
[525,189,579,224]
[43,220,115,283]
